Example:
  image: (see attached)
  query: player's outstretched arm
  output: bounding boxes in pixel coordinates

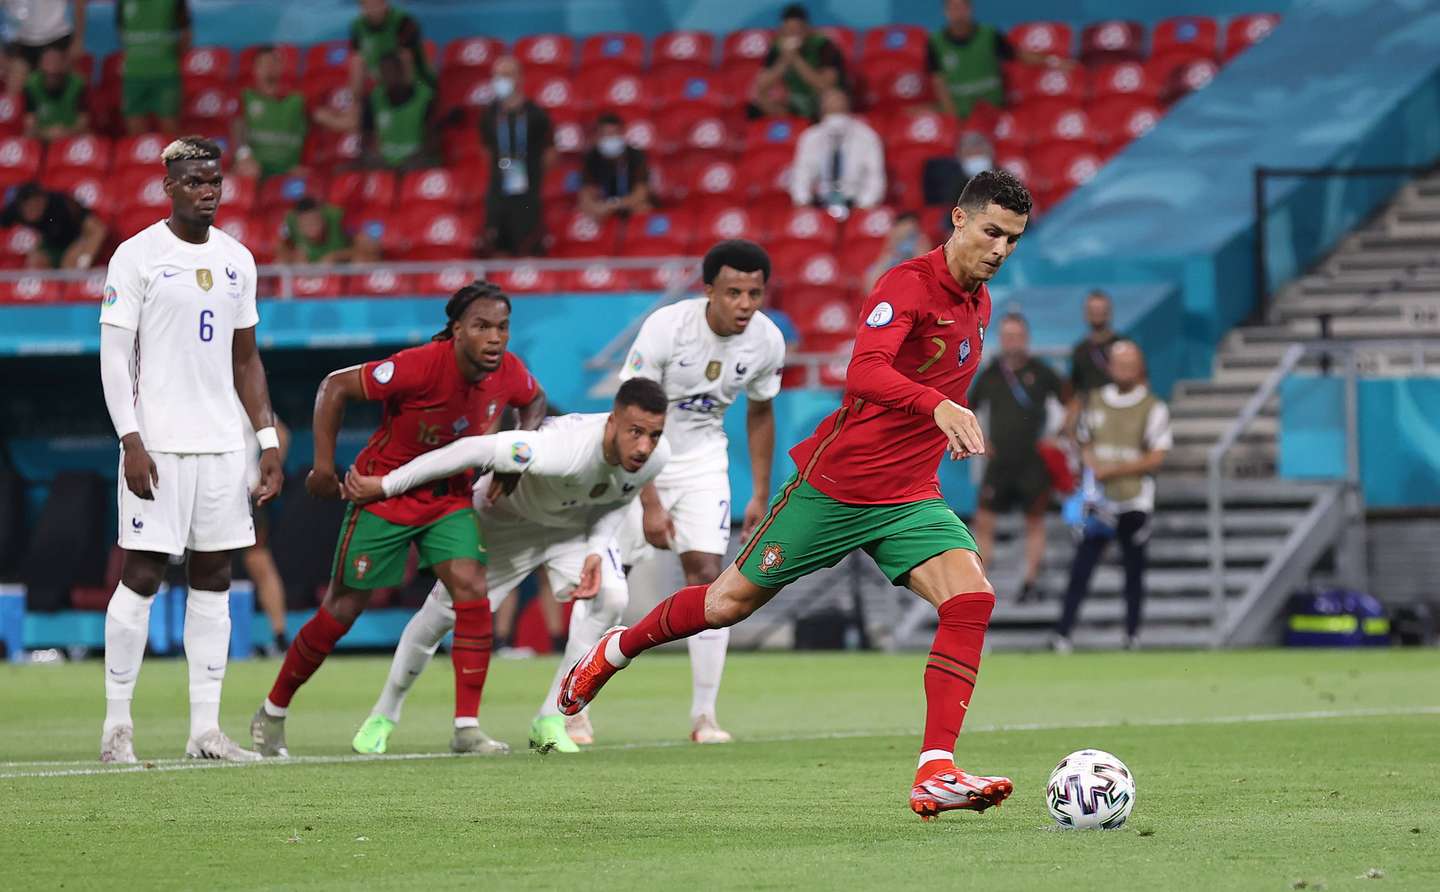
[308,366,366,499]
[100,323,158,500]
[742,398,776,541]
[233,326,284,505]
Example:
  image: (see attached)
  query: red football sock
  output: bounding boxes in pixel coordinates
[451,599,494,720]
[267,607,349,709]
[617,584,711,659]
[916,592,995,784]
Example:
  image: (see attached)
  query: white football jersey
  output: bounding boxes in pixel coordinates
[490,413,670,553]
[100,221,259,453]
[619,298,785,480]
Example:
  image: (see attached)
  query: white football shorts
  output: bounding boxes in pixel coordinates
[617,472,732,566]
[117,449,255,556]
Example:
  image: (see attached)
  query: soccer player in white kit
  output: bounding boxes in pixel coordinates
[344,378,670,755]
[612,239,786,745]
[97,137,283,763]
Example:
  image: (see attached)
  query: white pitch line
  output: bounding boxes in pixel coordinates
[2,705,1437,781]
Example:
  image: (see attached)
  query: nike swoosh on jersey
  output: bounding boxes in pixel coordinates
[678,359,696,366]
[160,269,183,278]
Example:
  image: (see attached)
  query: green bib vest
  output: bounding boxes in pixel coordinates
[929,24,1005,117]
[24,73,85,128]
[119,0,182,79]
[1086,389,1160,505]
[242,89,308,177]
[370,81,433,167]
[783,33,832,119]
[351,9,434,84]
[284,205,349,262]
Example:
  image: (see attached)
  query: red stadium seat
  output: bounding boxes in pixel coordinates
[621,209,694,256]
[438,70,496,116]
[0,225,39,263]
[624,259,694,292]
[565,261,627,292]
[303,41,352,84]
[885,145,936,207]
[587,72,653,116]
[785,290,858,339]
[1008,64,1087,105]
[1079,20,1145,66]
[659,72,731,112]
[63,268,107,304]
[100,52,124,88]
[42,170,115,220]
[771,245,843,290]
[490,263,561,294]
[1029,104,1096,149]
[443,36,505,74]
[305,80,357,120]
[181,85,238,130]
[443,118,489,165]
[995,152,1033,189]
[580,33,645,72]
[113,133,168,172]
[115,169,170,212]
[770,206,840,250]
[398,209,478,260]
[736,149,796,200]
[991,108,1028,152]
[886,108,958,154]
[0,272,63,305]
[0,136,41,186]
[0,94,22,137]
[115,206,161,239]
[288,273,343,299]
[817,26,857,63]
[683,157,740,202]
[1030,143,1102,197]
[1089,97,1161,150]
[541,161,583,203]
[1224,14,1281,61]
[302,128,362,168]
[838,205,898,274]
[859,25,927,64]
[327,170,397,215]
[398,167,463,213]
[551,112,586,156]
[43,135,113,176]
[652,30,716,71]
[658,111,733,159]
[1008,21,1074,58]
[351,268,414,296]
[238,44,299,89]
[1152,16,1219,67]
[1158,57,1220,104]
[220,173,258,215]
[258,169,328,212]
[695,203,764,243]
[1091,61,1159,101]
[623,118,658,154]
[415,265,481,297]
[531,74,579,114]
[181,46,233,89]
[787,332,851,388]
[513,34,575,77]
[743,116,806,153]
[859,57,931,108]
[721,28,773,69]
[551,212,621,257]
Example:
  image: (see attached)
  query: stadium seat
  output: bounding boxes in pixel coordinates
[443,36,505,75]
[489,263,561,294]
[42,170,115,221]
[1079,20,1145,66]
[113,133,169,172]
[1008,64,1087,106]
[0,225,38,267]
[438,69,496,117]
[743,116,805,153]
[721,28,773,69]
[302,128,362,168]
[327,169,397,215]
[288,273,343,299]
[838,205,898,274]
[220,173,258,215]
[259,169,327,212]
[652,30,716,72]
[858,57,932,109]
[551,212,622,257]
[416,265,481,297]
[817,26,857,64]
[623,118,658,154]
[621,209,694,256]
[540,161,583,203]
[1091,61,1160,101]
[886,108,958,155]
[551,112,587,155]
[994,151,1033,190]
[565,261,627,292]
[115,206,161,239]
[351,268,415,297]
[658,111,733,160]
[531,73,580,114]
[1158,57,1221,104]
[695,203,764,243]
[115,169,170,213]
[659,72,731,112]
[683,157,740,202]
[623,259,693,292]
[398,167,464,214]
[0,136,40,186]
[100,51,123,88]
[513,34,575,77]
[588,72,653,116]
[784,289,858,339]
[41,134,113,177]
[1152,16,1220,68]
[736,150,796,201]
[1008,21,1074,58]
[63,268,107,304]
[859,25,927,64]
[886,144,940,207]
[1028,104,1096,149]
[770,245,843,291]
[770,206,840,251]
[990,108,1028,153]
[305,80,357,121]
[580,33,645,73]
[302,40,353,88]
[1030,143,1102,202]
[1224,13,1281,61]
[238,43,300,89]
[181,85,239,131]
[180,46,233,90]
[1089,96,1161,150]
[0,94,22,137]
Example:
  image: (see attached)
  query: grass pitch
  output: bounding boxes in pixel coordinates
[2,648,1437,890]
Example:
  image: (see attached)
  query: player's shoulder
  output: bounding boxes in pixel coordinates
[746,309,787,353]
[871,255,936,304]
[650,298,703,325]
[389,338,445,371]
[205,226,257,265]
[111,221,164,262]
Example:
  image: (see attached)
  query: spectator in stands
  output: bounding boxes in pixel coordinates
[1054,340,1172,652]
[928,0,1071,121]
[276,195,379,265]
[863,211,927,292]
[348,0,434,100]
[360,51,437,171]
[117,0,191,136]
[4,0,86,101]
[751,3,846,120]
[789,88,884,214]
[233,46,308,179]
[1065,289,1119,440]
[22,45,88,140]
[922,131,995,206]
[0,181,106,269]
[968,313,1065,603]
[578,112,652,220]
[480,55,553,256]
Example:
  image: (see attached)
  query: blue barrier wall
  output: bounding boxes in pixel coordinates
[81,0,1296,54]
[1279,376,1440,508]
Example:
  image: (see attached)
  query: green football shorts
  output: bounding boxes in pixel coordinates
[735,473,978,589]
[331,505,486,591]
[122,75,181,118]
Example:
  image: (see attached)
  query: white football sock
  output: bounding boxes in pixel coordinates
[539,587,626,718]
[103,583,153,733]
[918,749,954,769]
[184,588,231,741]
[373,589,454,723]
[687,626,730,721]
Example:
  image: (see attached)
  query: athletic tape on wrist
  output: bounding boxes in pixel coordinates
[256,427,281,451]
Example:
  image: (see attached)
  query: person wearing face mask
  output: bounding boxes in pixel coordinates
[789,88,885,214]
[922,129,995,207]
[1064,290,1119,442]
[480,55,554,257]
[967,313,1064,604]
[578,113,652,220]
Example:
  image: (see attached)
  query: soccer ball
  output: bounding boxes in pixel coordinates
[1046,749,1136,829]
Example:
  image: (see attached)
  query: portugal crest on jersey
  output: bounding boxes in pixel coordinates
[196,269,213,291]
[958,337,972,365]
[705,360,722,380]
[759,543,785,573]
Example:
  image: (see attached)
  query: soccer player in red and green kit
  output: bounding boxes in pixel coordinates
[559,170,1032,819]
[251,280,546,757]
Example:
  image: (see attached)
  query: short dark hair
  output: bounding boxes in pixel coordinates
[596,112,623,129]
[434,279,511,341]
[253,44,276,58]
[1000,312,1028,329]
[614,377,668,416]
[781,3,809,22]
[702,239,771,285]
[957,169,1032,217]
